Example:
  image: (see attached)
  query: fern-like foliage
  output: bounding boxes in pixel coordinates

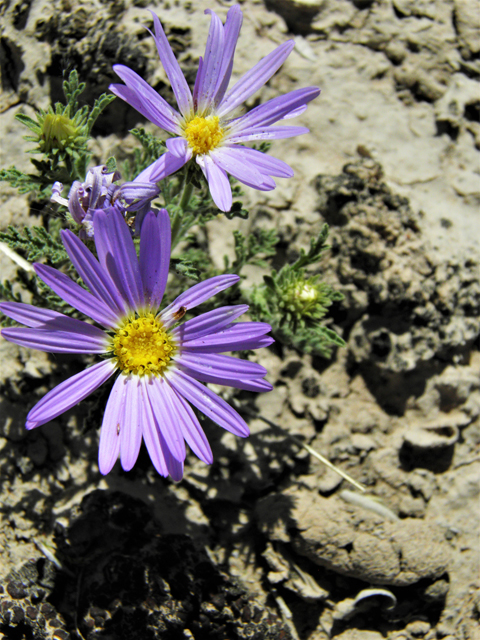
[248,224,346,356]
[0,226,69,267]
[0,70,115,199]
[121,128,167,181]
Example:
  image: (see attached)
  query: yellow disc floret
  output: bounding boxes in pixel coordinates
[183,115,224,155]
[112,313,175,376]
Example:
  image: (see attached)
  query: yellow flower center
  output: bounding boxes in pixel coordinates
[183,115,224,155]
[112,313,175,376]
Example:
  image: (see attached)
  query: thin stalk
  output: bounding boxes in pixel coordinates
[170,179,194,248]
[257,414,366,492]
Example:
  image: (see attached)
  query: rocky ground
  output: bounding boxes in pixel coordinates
[0,0,479,639]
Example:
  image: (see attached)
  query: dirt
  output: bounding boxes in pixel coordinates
[0,0,479,639]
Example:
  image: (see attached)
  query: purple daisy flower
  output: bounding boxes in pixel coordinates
[109,5,320,211]
[0,208,273,480]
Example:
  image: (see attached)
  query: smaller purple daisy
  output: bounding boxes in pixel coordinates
[109,5,320,211]
[0,208,273,479]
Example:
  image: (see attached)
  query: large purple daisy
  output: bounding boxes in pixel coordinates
[0,209,273,479]
[109,5,320,211]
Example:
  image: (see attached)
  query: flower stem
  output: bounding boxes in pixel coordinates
[171,178,194,248]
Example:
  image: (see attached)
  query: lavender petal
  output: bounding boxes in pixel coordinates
[228,125,309,143]
[98,374,124,474]
[213,5,243,105]
[150,12,193,116]
[167,370,250,437]
[2,319,108,354]
[146,377,186,462]
[175,363,273,392]
[172,305,249,343]
[26,360,116,429]
[197,154,232,212]
[111,65,182,134]
[139,152,189,183]
[160,274,240,328]
[93,208,144,311]
[220,145,293,178]
[0,301,66,328]
[139,209,171,309]
[166,137,190,159]
[61,229,127,318]
[181,322,273,353]
[34,263,119,328]
[140,377,169,476]
[175,352,268,378]
[282,104,308,120]
[228,87,320,132]
[192,56,204,108]
[196,9,224,113]
[120,375,143,471]
[169,386,213,464]
[217,40,294,118]
[211,148,276,191]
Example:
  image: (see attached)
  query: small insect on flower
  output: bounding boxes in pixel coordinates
[0,208,273,480]
[172,306,187,321]
[109,4,320,211]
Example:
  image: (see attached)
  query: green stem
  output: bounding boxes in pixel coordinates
[171,179,194,248]
[179,179,194,211]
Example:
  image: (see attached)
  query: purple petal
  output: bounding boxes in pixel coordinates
[26,359,116,429]
[120,376,143,471]
[196,10,224,113]
[34,263,119,328]
[173,305,248,343]
[167,369,250,437]
[119,181,159,210]
[146,377,186,462]
[93,208,144,310]
[220,145,293,178]
[0,301,66,328]
[228,87,320,132]
[142,379,184,480]
[282,104,308,120]
[166,454,184,482]
[160,274,240,327]
[175,352,272,392]
[217,40,294,118]
[211,148,276,191]
[176,363,272,392]
[61,229,127,318]
[197,154,232,212]
[181,322,273,353]
[228,125,309,143]
[149,12,193,116]
[139,152,189,183]
[140,209,171,309]
[213,5,243,105]
[1,318,108,353]
[166,137,189,159]
[67,181,87,224]
[139,377,169,476]
[111,65,182,134]
[175,352,268,378]
[169,386,213,464]
[98,375,124,474]
[193,56,204,107]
